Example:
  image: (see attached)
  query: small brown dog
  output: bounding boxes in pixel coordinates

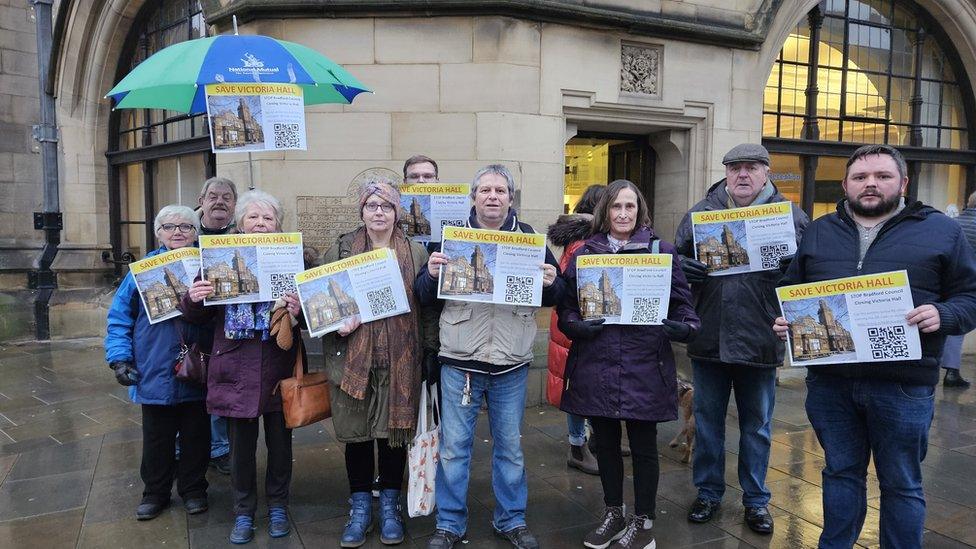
[669,380,695,463]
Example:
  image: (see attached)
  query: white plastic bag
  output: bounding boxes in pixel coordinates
[407,383,440,517]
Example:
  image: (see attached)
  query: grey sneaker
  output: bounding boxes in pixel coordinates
[584,506,627,549]
[611,514,655,549]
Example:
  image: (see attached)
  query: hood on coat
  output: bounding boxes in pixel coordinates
[547,213,594,247]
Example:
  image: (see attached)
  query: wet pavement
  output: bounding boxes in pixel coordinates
[0,338,975,548]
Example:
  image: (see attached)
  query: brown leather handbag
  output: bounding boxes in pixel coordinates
[174,323,208,385]
[275,339,331,429]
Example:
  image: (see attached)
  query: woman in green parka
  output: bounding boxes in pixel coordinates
[320,179,432,548]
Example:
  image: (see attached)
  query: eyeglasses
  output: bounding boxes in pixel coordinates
[364,202,395,213]
[160,223,197,233]
[405,172,437,182]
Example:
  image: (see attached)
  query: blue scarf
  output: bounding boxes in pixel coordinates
[224,301,272,340]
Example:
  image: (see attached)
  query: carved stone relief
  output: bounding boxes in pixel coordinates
[620,43,662,97]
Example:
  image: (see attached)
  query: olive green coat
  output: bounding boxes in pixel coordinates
[320,229,437,443]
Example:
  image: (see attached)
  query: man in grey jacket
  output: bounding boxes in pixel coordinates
[674,144,809,534]
[940,189,976,388]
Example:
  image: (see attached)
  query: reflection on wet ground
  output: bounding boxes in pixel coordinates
[0,338,974,548]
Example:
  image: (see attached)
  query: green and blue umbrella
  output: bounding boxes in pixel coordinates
[106,33,371,113]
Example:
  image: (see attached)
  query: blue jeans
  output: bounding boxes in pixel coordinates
[805,372,934,549]
[941,334,964,370]
[567,413,587,446]
[691,360,776,507]
[211,415,230,459]
[436,365,528,536]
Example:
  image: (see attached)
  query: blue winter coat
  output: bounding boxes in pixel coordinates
[781,200,976,386]
[104,246,206,405]
[557,227,700,422]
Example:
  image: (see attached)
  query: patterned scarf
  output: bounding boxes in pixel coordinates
[341,226,421,447]
[225,301,272,340]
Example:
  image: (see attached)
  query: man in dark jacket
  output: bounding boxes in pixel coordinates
[415,164,564,549]
[674,143,809,534]
[774,144,976,548]
[940,189,976,388]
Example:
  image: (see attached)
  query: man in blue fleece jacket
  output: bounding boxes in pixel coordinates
[774,144,976,548]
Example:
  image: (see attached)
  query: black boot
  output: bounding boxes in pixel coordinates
[944,368,971,389]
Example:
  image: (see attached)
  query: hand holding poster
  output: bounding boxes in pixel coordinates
[200,233,304,306]
[205,83,306,153]
[776,270,921,366]
[398,184,470,243]
[295,248,410,338]
[131,247,200,324]
[438,226,546,306]
[692,201,797,276]
[576,254,672,325]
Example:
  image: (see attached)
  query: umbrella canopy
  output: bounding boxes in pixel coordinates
[106,34,370,114]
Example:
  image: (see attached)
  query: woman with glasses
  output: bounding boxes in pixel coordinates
[104,205,211,522]
[181,190,303,544]
[315,179,432,547]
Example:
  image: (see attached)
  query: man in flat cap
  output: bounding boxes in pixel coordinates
[674,143,809,534]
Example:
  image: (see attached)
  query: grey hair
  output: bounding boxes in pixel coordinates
[471,164,515,199]
[199,176,238,201]
[154,205,200,234]
[967,190,976,209]
[235,189,284,230]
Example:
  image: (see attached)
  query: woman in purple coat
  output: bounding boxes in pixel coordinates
[181,190,303,545]
[557,179,699,549]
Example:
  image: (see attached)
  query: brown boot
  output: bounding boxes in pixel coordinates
[568,443,599,475]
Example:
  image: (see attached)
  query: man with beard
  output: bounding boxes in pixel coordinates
[196,176,238,474]
[774,144,976,548]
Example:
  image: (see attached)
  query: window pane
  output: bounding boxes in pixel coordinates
[842,120,887,144]
[823,0,846,16]
[888,124,911,146]
[850,0,893,26]
[917,163,967,213]
[848,24,890,74]
[779,115,804,139]
[763,114,779,137]
[769,154,803,208]
[812,157,849,219]
[892,3,917,30]
[820,17,846,68]
[782,23,809,64]
[890,28,914,76]
[845,72,888,119]
[817,67,842,118]
[888,76,913,124]
[820,117,841,141]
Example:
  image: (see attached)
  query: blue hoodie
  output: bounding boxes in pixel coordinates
[104,247,206,405]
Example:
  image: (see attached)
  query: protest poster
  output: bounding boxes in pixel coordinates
[398,184,470,243]
[199,233,304,306]
[295,248,410,338]
[438,226,546,306]
[205,83,306,153]
[130,247,200,324]
[776,270,921,366]
[576,254,673,325]
[691,201,797,276]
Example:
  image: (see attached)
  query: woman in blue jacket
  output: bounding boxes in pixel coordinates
[104,204,211,521]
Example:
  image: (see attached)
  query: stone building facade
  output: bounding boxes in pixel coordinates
[441,244,493,295]
[399,197,431,238]
[205,249,258,299]
[697,224,749,270]
[789,299,855,360]
[305,277,358,331]
[210,97,264,149]
[4,0,976,394]
[140,266,187,319]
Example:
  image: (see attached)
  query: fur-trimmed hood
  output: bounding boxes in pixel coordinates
[547,213,593,247]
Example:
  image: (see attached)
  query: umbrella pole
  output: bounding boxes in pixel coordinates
[248,152,255,190]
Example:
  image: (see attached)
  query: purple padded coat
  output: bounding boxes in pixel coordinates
[557,227,699,423]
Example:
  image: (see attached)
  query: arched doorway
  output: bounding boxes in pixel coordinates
[104,0,215,269]
[762,0,976,218]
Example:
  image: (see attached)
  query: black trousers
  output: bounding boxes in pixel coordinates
[141,401,210,503]
[227,411,293,516]
[589,416,660,517]
[345,438,407,494]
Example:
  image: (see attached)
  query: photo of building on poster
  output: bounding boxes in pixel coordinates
[694,220,749,275]
[781,294,856,365]
[578,267,623,322]
[299,271,360,334]
[208,95,265,151]
[440,240,496,301]
[205,83,307,154]
[202,246,260,303]
[399,195,431,239]
[130,247,201,324]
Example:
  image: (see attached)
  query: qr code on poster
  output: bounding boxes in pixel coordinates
[504,275,534,304]
[631,297,661,324]
[366,286,397,317]
[440,219,465,229]
[273,123,301,149]
[269,272,296,299]
[759,243,791,269]
[867,325,911,359]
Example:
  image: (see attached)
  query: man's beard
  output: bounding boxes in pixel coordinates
[849,192,901,217]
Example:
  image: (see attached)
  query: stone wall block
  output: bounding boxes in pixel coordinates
[280,19,375,65]
[12,151,38,182]
[476,113,563,164]
[539,25,618,115]
[0,29,37,54]
[0,73,37,98]
[441,63,540,113]
[392,113,476,160]
[375,18,472,64]
[341,64,439,112]
[473,17,541,66]
[0,121,28,153]
[299,112,392,161]
[0,5,31,31]
[1,49,37,77]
